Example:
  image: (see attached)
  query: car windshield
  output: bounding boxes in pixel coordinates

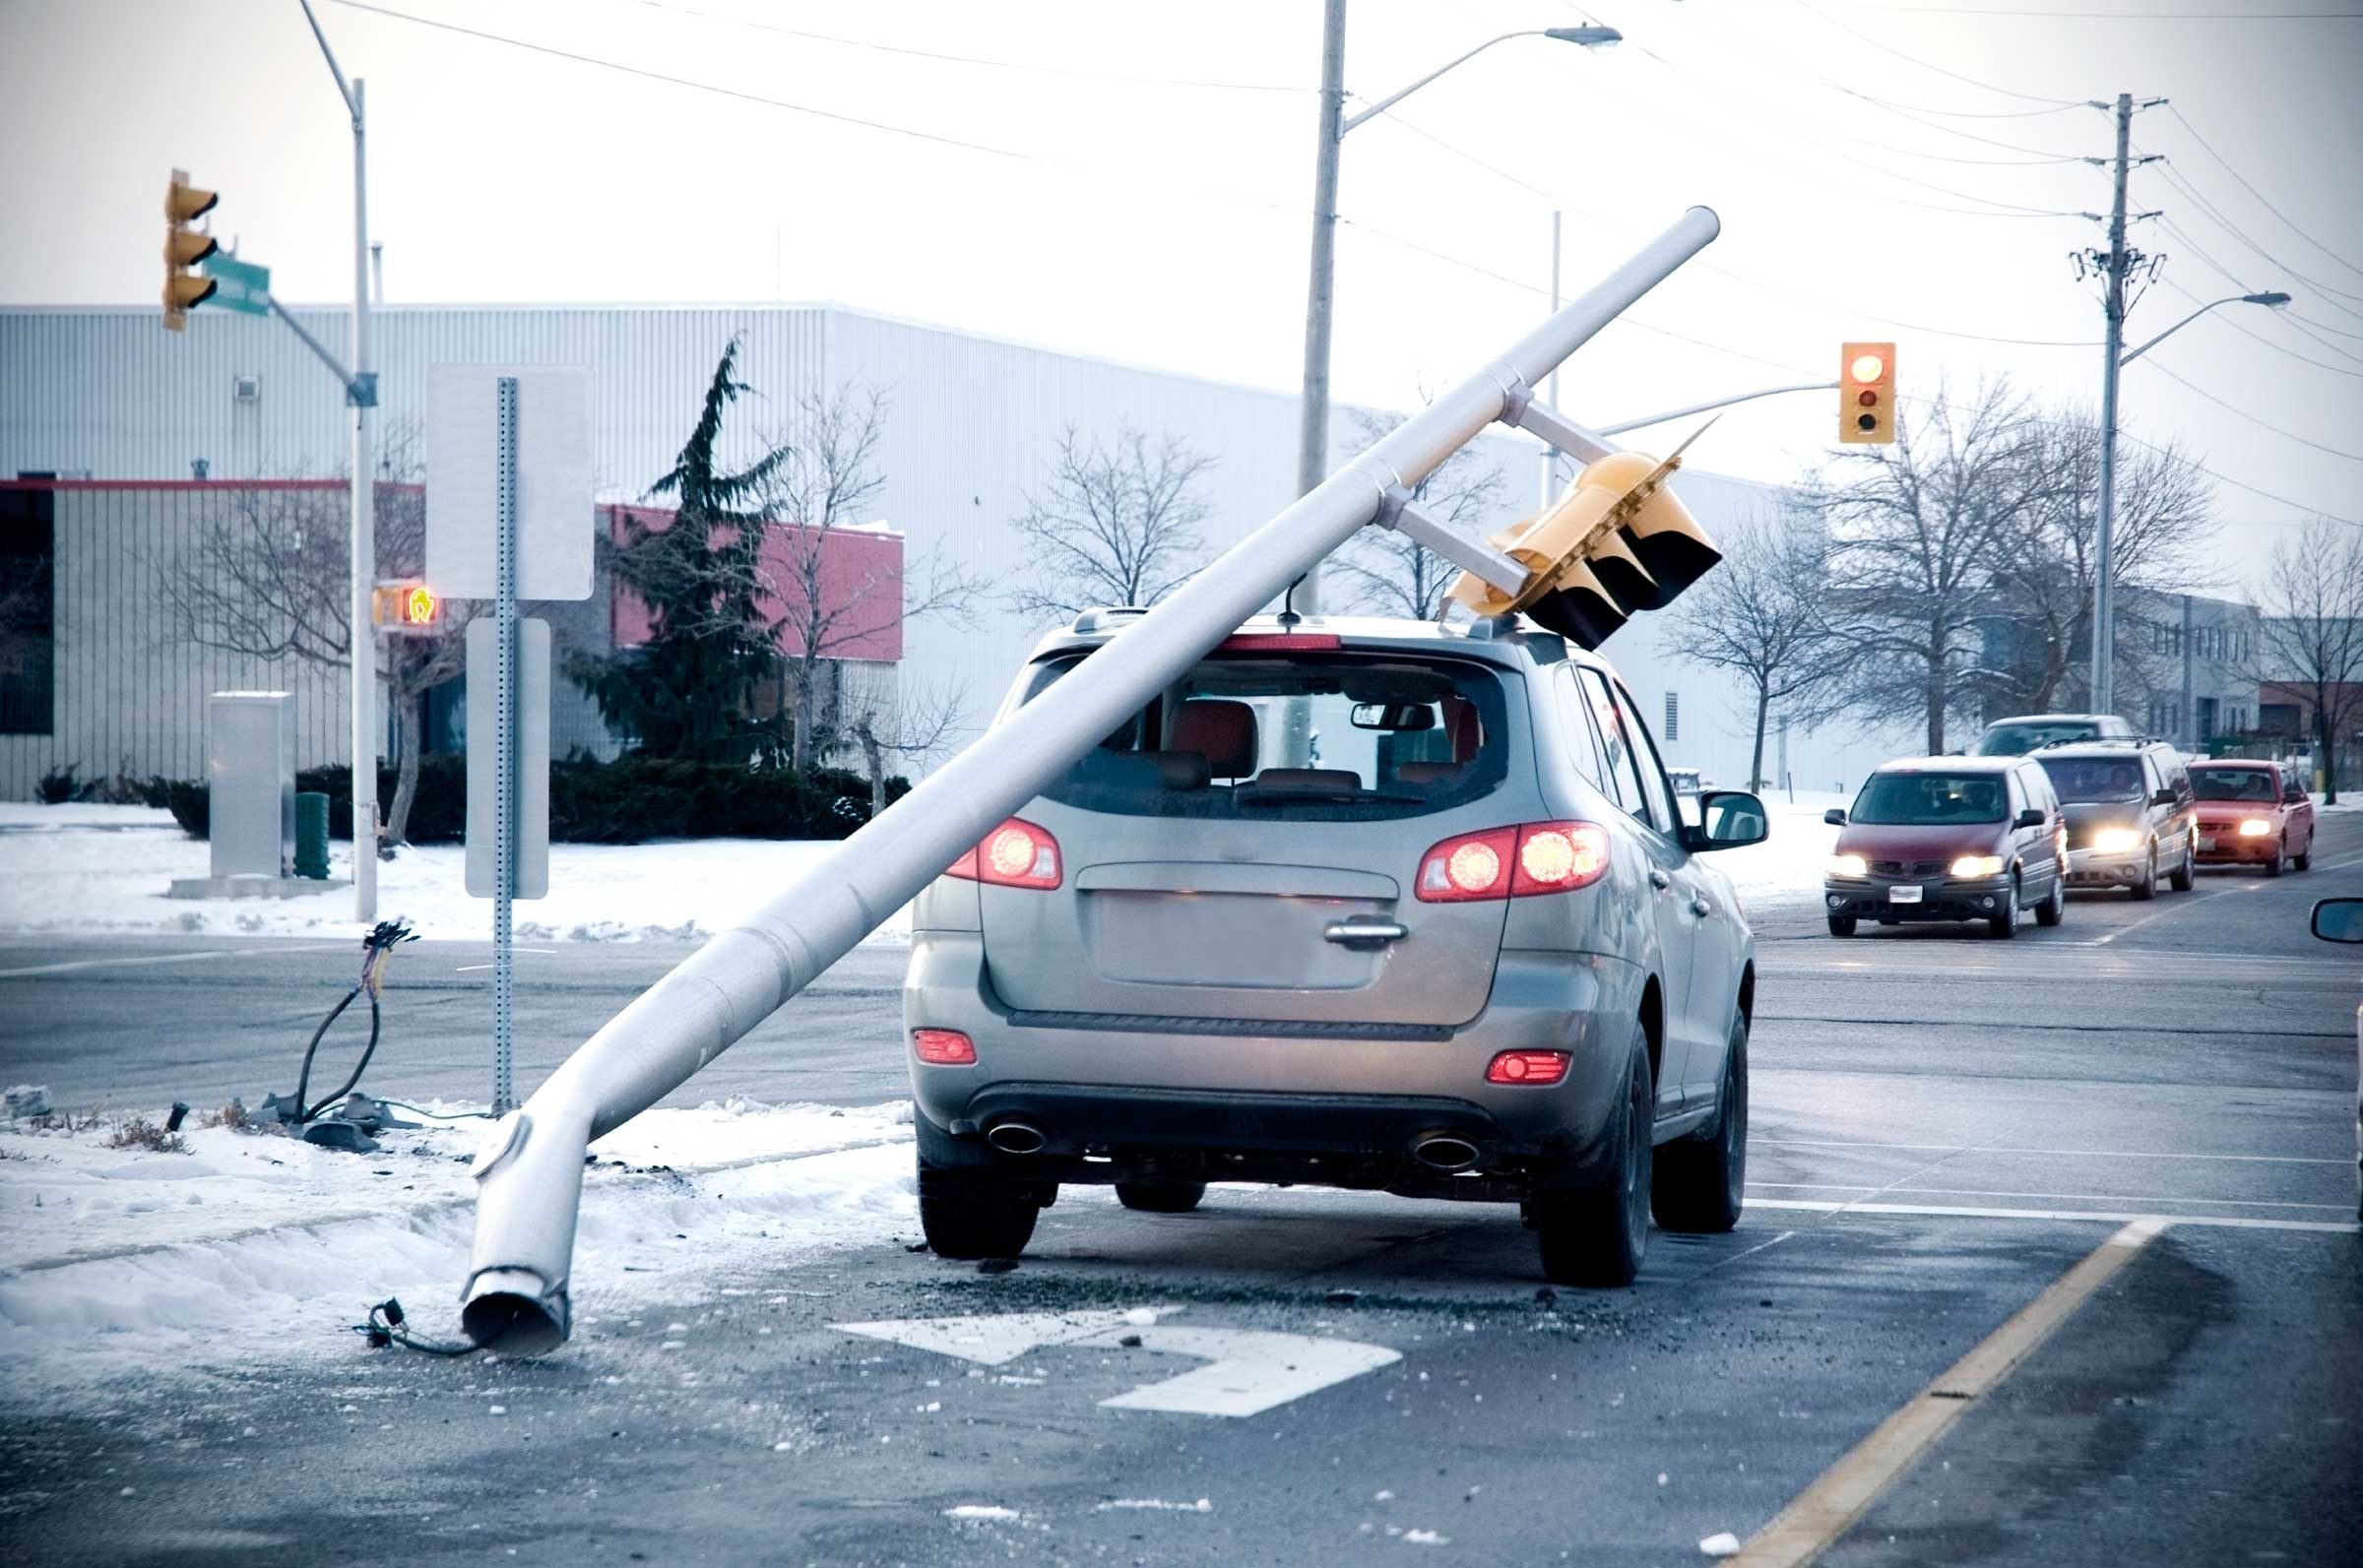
[1851,771,2008,825]
[1020,650,1509,822]
[1977,721,2096,756]
[2039,756,2144,804]
[2189,767,2278,803]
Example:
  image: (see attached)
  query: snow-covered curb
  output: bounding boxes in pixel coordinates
[0,1098,919,1397]
[0,804,911,945]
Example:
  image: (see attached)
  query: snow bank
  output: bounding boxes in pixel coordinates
[0,1097,918,1397]
[0,803,911,946]
[1700,791,1846,909]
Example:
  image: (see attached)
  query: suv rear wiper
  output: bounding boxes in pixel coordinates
[1237,788,1424,806]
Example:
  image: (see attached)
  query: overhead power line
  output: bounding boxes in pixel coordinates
[2160,104,2363,288]
[1778,0,2090,105]
[2138,357,2363,463]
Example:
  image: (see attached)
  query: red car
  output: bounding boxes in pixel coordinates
[2190,760,2316,875]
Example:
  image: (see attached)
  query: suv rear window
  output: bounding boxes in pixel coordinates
[1017,651,1510,822]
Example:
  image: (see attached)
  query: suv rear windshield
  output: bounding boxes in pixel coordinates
[2039,755,2144,803]
[1017,650,1509,822]
[1851,771,2008,825]
[1977,721,2099,755]
[2189,766,2278,803]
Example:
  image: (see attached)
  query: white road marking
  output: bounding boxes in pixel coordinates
[0,945,294,978]
[1756,1139,2348,1165]
[833,1307,1400,1418]
[1747,1197,2355,1233]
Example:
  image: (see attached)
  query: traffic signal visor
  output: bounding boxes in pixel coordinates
[163,169,220,332]
[1840,341,1896,444]
[1447,435,1721,650]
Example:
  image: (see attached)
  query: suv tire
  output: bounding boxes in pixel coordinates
[1116,1180,1207,1214]
[917,1160,1041,1260]
[2034,874,2066,927]
[1534,1036,1652,1287]
[1826,914,1857,938]
[2129,847,2157,902]
[1653,1019,1747,1234]
[1988,875,2020,939]
[2169,839,2196,892]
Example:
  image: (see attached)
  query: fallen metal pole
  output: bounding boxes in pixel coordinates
[458,206,1722,1355]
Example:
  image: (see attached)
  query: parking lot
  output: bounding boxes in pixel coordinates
[2,814,2357,1565]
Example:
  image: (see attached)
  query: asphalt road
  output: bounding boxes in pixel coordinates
[3,813,2359,1565]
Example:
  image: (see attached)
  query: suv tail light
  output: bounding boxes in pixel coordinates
[947,818,1062,890]
[913,1029,978,1065]
[1487,1050,1571,1085]
[1415,822,1609,903]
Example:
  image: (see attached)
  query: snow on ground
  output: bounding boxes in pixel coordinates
[0,803,911,946]
[1699,790,1847,911]
[0,1097,918,1399]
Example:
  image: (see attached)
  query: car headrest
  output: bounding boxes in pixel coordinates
[1438,695,1482,763]
[1139,750,1212,789]
[1395,761,1463,786]
[1172,699,1258,780]
[1251,768,1361,792]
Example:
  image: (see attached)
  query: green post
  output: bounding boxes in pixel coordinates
[294,791,331,879]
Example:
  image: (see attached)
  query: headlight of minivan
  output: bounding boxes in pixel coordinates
[1827,853,1869,878]
[1948,854,2005,878]
[2238,818,2273,837]
[2092,828,2141,853]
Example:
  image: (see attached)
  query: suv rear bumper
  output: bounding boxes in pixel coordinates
[902,931,1647,1196]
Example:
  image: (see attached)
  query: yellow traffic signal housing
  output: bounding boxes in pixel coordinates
[1446,434,1722,650]
[1840,341,1896,444]
[163,169,220,332]
[373,580,441,635]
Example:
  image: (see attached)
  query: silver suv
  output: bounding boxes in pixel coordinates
[902,613,1767,1286]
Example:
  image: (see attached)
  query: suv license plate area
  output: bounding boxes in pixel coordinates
[1887,885,1924,905]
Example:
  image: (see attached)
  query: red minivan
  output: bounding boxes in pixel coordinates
[2191,760,2316,875]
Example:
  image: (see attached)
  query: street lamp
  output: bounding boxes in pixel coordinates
[2089,288,2291,718]
[1291,10,1623,616]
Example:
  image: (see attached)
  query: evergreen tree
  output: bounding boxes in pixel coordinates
[573,339,791,761]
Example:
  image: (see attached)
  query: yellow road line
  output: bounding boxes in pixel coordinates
[1728,1216,2170,1567]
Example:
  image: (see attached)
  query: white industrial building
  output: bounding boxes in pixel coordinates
[0,301,1910,799]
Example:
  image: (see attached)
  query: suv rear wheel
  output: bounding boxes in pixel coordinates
[917,1160,1041,1260]
[1116,1180,1207,1214]
[1653,1018,1747,1233]
[1533,1036,1652,1286]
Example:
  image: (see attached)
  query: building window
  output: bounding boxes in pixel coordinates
[0,489,54,736]
[1663,691,1679,743]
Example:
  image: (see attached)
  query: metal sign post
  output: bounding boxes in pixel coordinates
[491,377,520,1115]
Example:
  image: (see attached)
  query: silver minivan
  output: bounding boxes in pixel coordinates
[902,613,1767,1287]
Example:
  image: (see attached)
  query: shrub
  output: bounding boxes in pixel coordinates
[36,766,78,804]
[106,1115,190,1155]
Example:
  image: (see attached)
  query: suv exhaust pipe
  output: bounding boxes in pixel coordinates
[457,208,1722,1353]
[986,1122,1047,1156]
[1412,1135,1481,1172]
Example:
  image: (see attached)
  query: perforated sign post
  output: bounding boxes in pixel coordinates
[427,366,591,1115]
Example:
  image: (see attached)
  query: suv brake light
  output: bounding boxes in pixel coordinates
[1416,822,1609,902]
[946,818,1063,890]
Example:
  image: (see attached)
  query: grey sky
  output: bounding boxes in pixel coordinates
[4,0,2357,588]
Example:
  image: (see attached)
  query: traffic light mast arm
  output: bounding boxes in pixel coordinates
[264,293,377,408]
[1498,383,1621,469]
[1372,487,1529,596]
[1596,381,1837,438]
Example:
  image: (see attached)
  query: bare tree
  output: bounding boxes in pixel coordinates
[1663,508,1844,791]
[849,680,969,818]
[160,418,470,849]
[2245,520,2363,803]
[1987,411,2213,714]
[762,386,980,772]
[1325,402,1510,618]
[1006,426,1214,620]
[1810,380,2056,752]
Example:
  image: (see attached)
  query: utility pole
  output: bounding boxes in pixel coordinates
[1293,0,1349,607]
[301,0,378,918]
[2083,92,2163,721]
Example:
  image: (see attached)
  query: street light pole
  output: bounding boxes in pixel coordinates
[301,0,377,919]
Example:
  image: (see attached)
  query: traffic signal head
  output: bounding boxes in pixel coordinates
[1840,341,1896,444]
[1446,443,1721,650]
[163,169,220,332]
[373,580,441,634]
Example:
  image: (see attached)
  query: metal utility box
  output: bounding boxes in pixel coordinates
[209,692,295,880]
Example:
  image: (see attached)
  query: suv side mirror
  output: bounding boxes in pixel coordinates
[1686,790,1769,852]
[2151,786,2177,807]
[1822,807,1847,826]
[2014,807,2046,829]
[2312,898,2363,944]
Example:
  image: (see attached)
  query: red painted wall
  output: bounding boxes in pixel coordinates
[604,505,904,662]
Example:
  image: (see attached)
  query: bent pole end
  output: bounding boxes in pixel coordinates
[458,1102,591,1354]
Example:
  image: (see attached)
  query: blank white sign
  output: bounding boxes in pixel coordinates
[425,364,594,601]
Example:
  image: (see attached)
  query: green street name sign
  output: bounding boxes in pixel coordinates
[201,253,271,317]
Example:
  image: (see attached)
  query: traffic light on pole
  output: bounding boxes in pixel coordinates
[372,580,440,635]
[1839,341,1895,444]
[1446,431,1722,650]
[164,169,219,332]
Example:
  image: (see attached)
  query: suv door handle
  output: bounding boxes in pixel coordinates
[1648,867,1672,890]
[1324,919,1407,946]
